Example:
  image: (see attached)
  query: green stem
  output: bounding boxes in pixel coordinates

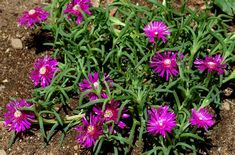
[31,113,84,125]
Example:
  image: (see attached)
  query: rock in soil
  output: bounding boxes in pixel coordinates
[0,85,5,92]
[10,38,23,49]
[0,150,7,155]
[221,101,231,111]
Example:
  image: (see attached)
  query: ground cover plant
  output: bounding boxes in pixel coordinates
[2,0,235,154]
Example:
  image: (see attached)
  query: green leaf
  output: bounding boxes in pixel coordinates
[8,132,16,148]
[214,0,235,16]
[46,122,59,142]
[176,142,195,152]
[180,133,204,141]
[39,116,47,139]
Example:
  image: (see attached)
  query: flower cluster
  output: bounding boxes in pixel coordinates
[18,7,49,28]
[4,99,35,133]
[30,56,58,88]
[93,99,130,129]
[64,0,92,25]
[145,21,226,80]
[147,106,214,138]
[18,0,92,28]
[76,72,129,148]
[79,72,112,100]
[194,54,226,75]
[150,51,179,81]
[144,21,171,43]
[189,108,214,130]
[147,106,176,138]
[10,2,230,153]
[75,114,103,148]
[75,99,129,148]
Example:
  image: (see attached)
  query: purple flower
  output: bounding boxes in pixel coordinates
[4,99,35,133]
[147,106,176,138]
[194,54,226,74]
[75,114,103,148]
[150,51,179,80]
[18,7,49,28]
[64,0,92,25]
[189,108,214,130]
[79,72,112,100]
[144,21,170,43]
[30,56,58,88]
[93,99,129,129]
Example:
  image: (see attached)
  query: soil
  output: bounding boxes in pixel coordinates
[0,0,234,155]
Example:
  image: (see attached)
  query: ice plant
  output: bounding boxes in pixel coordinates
[18,7,49,28]
[75,114,103,148]
[30,56,58,88]
[64,0,92,25]
[144,21,171,43]
[150,51,179,80]
[194,54,226,74]
[4,99,35,133]
[79,72,112,100]
[92,100,129,129]
[147,106,176,138]
[189,108,214,130]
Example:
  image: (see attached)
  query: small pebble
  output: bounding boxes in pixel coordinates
[2,79,8,83]
[0,150,7,155]
[73,145,78,151]
[11,38,23,49]
[0,85,5,92]
[221,101,230,111]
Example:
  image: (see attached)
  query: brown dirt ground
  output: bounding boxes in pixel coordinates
[0,0,234,155]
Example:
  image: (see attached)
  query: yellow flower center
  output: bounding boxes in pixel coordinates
[163,59,172,67]
[29,9,36,15]
[93,82,99,89]
[104,110,113,118]
[14,110,22,118]
[207,61,216,69]
[158,120,164,127]
[87,125,94,133]
[39,66,47,75]
[73,4,80,11]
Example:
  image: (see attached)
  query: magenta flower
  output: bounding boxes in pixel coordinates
[189,108,214,130]
[30,56,58,88]
[64,0,92,25]
[79,72,112,100]
[18,7,49,28]
[147,106,176,138]
[194,54,226,74]
[75,114,103,148]
[150,51,179,80]
[93,99,129,129]
[4,99,35,133]
[144,21,170,43]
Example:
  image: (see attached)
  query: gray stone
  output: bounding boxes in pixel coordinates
[11,38,23,49]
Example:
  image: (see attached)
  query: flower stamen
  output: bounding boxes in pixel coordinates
[104,110,113,118]
[207,61,216,69]
[72,4,80,11]
[39,66,47,75]
[28,9,36,15]
[87,125,94,133]
[163,59,172,68]
[14,110,22,118]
